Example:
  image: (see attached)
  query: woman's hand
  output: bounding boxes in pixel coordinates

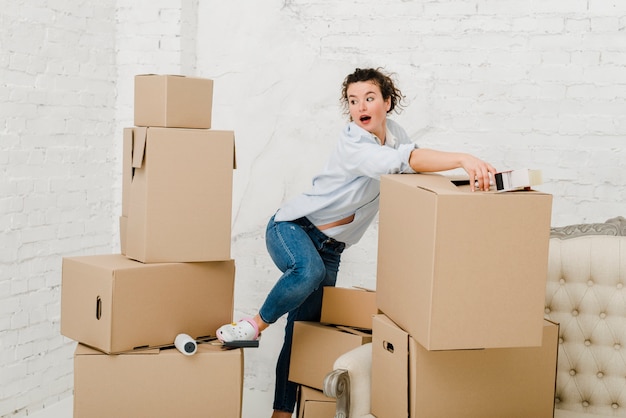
[460,154,497,192]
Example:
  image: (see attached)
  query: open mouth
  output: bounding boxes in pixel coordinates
[359,115,371,122]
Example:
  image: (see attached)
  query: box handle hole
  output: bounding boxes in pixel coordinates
[383,340,394,353]
[96,296,102,320]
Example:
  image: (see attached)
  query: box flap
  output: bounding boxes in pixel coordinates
[385,173,467,195]
[136,74,186,78]
[215,130,237,169]
[233,137,237,170]
[413,173,466,194]
[351,285,375,292]
[75,343,161,356]
[131,127,148,169]
[389,173,549,196]
[335,325,372,337]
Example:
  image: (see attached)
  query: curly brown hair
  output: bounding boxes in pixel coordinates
[340,67,405,117]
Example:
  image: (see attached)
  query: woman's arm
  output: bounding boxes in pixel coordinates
[409,148,497,191]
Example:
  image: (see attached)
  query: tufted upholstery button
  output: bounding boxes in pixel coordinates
[572,309,579,316]
[618,283,623,289]
[587,279,594,286]
[559,337,564,344]
[584,339,591,346]
[570,369,577,376]
[613,403,619,409]
[600,312,607,319]
[583,401,590,407]
[597,371,604,378]
[555,397,561,404]
[545,307,551,314]
[615,343,622,350]
[559,278,566,285]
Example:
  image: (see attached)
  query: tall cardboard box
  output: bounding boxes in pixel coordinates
[124,127,235,263]
[289,321,372,391]
[297,385,336,418]
[377,173,552,350]
[371,314,558,418]
[74,343,243,418]
[61,254,235,353]
[320,286,377,330]
[134,74,214,129]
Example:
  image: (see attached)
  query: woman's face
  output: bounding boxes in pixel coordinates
[347,80,391,142]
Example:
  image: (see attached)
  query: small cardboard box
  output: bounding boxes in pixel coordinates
[297,385,337,418]
[320,286,377,330]
[377,173,553,350]
[371,314,558,418]
[134,74,214,129]
[289,321,372,391]
[61,254,235,353]
[74,343,243,418]
[124,127,235,263]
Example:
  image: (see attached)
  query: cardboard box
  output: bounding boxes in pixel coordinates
[61,254,235,353]
[297,385,336,418]
[124,127,235,263]
[289,321,372,391]
[371,314,558,418]
[320,286,377,330]
[134,74,214,129]
[74,343,243,418]
[377,173,553,350]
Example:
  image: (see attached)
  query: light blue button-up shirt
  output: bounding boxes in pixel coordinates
[274,119,417,247]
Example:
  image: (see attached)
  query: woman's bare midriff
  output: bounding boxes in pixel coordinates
[316,214,355,231]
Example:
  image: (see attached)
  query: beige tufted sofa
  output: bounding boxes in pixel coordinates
[546,216,626,418]
[324,216,626,418]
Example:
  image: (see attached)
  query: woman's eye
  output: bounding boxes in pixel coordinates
[366,97,374,102]
[350,100,358,105]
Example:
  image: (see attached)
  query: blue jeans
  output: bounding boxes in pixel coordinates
[259,215,345,413]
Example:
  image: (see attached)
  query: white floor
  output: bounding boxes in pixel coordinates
[26,394,614,418]
[27,388,291,418]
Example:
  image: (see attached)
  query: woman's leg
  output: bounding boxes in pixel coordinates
[258,216,328,324]
[216,216,326,342]
[268,217,344,414]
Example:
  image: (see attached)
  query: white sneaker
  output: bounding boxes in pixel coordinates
[216,318,260,342]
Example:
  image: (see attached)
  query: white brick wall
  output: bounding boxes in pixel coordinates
[1,1,118,415]
[1,0,625,416]
[1,0,193,416]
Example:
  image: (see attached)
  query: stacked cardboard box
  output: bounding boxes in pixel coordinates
[371,173,559,417]
[289,287,378,417]
[61,75,243,417]
[297,385,337,418]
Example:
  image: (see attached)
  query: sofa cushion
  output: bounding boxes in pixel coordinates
[546,230,626,416]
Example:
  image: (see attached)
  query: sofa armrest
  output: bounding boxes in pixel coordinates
[323,342,373,418]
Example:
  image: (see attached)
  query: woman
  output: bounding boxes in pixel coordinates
[217,67,496,417]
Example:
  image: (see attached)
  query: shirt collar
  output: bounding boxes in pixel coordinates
[373,126,397,147]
